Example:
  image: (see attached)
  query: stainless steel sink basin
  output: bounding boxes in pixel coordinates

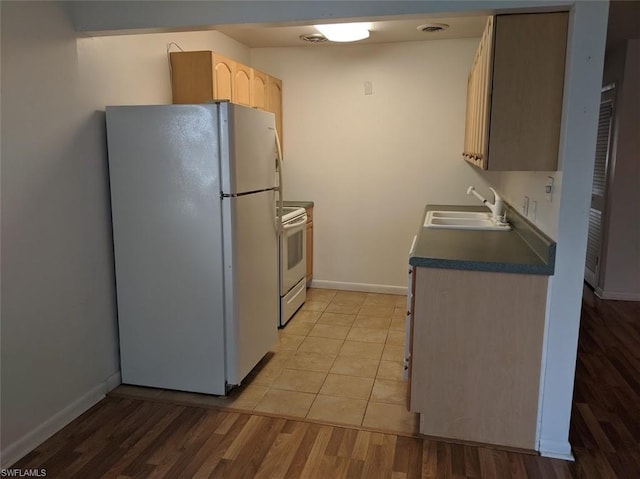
[424,211,511,231]
[428,211,493,219]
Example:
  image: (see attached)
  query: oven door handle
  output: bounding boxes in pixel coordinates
[283,215,307,230]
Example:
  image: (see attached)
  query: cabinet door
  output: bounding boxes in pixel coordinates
[305,207,313,286]
[212,54,234,101]
[411,267,547,449]
[463,74,472,160]
[170,51,215,104]
[266,75,283,152]
[488,12,567,170]
[478,16,494,168]
[462,17,493,169]
[405,265,415,409]
[251,69,268,110]
[463,13,567,171]
[233,63,252,107]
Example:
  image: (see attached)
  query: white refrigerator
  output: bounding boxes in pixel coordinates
[106,102,279,395]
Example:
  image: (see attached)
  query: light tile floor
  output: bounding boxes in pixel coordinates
[111,289,419,435]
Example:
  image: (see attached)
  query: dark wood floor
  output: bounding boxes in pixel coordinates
[12,286,640,478]
[569,286,640,478]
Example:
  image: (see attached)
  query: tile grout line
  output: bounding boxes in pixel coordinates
[310,292,369,426]
[305,302,338,420]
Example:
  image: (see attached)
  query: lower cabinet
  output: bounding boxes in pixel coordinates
[405,266,416,402]
[305,206,313,287]
[408,266,548,450]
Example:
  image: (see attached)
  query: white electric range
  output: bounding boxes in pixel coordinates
[279,206,307,327]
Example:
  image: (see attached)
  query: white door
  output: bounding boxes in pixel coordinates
[585,87,615,288]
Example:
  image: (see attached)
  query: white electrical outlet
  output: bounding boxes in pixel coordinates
[523,196,530,216]
[545,176,554,202]
[364,81,373,95]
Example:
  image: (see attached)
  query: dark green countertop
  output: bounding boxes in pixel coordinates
[409,204,556,275]
[283,200,314,209]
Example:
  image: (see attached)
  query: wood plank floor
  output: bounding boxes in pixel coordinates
[568,286,640,478]
[11,285,640,478]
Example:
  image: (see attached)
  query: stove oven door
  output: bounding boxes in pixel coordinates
[280,213,307,294]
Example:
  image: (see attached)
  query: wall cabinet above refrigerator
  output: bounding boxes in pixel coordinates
[170,50,284,151]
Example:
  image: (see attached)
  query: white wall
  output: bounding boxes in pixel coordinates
[77,30,250,106]
[536,1,608,459]
[1,2,119,466]
[0,3,249,466]
[251,40,490,290]
[484,171,562,239]
[599,39,640,299]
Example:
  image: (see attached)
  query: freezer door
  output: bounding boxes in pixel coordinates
[222,190,279,385]
[106,104,227,395]
[219,102,278,194]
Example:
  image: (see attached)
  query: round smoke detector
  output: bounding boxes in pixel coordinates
[417,23,450,33]
[299,33,328,43]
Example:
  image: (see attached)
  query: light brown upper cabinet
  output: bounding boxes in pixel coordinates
[212,54,234,101]
[266,75,283,151]
[233,62,252,107]
[463,13,569,171]
[170,51,235,103]
[463,17,494,170]
[251,69,268,110]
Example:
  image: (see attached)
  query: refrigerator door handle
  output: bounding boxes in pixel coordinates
[276,188,283,235]
[275,127,283,165]
[275,128,284,235]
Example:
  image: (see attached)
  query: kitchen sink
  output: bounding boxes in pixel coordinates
[428,211,493,219]
[424,211,511,231]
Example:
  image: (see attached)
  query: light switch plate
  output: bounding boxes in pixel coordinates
[531,200,537,221]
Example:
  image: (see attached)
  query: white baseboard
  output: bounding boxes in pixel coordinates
[1,371,121,468]
[594,288,640,301]
[310,280,407,296]
[106,371,122,392]
[538,439,575,461]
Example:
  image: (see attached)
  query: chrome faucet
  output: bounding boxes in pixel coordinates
[467,186,505,222]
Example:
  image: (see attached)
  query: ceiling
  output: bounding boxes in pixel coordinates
[210,2,640,51]
[215,15,489,48]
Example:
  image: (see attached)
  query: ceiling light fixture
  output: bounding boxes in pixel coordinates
[299,33,328,43]
[314,23,370,42]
